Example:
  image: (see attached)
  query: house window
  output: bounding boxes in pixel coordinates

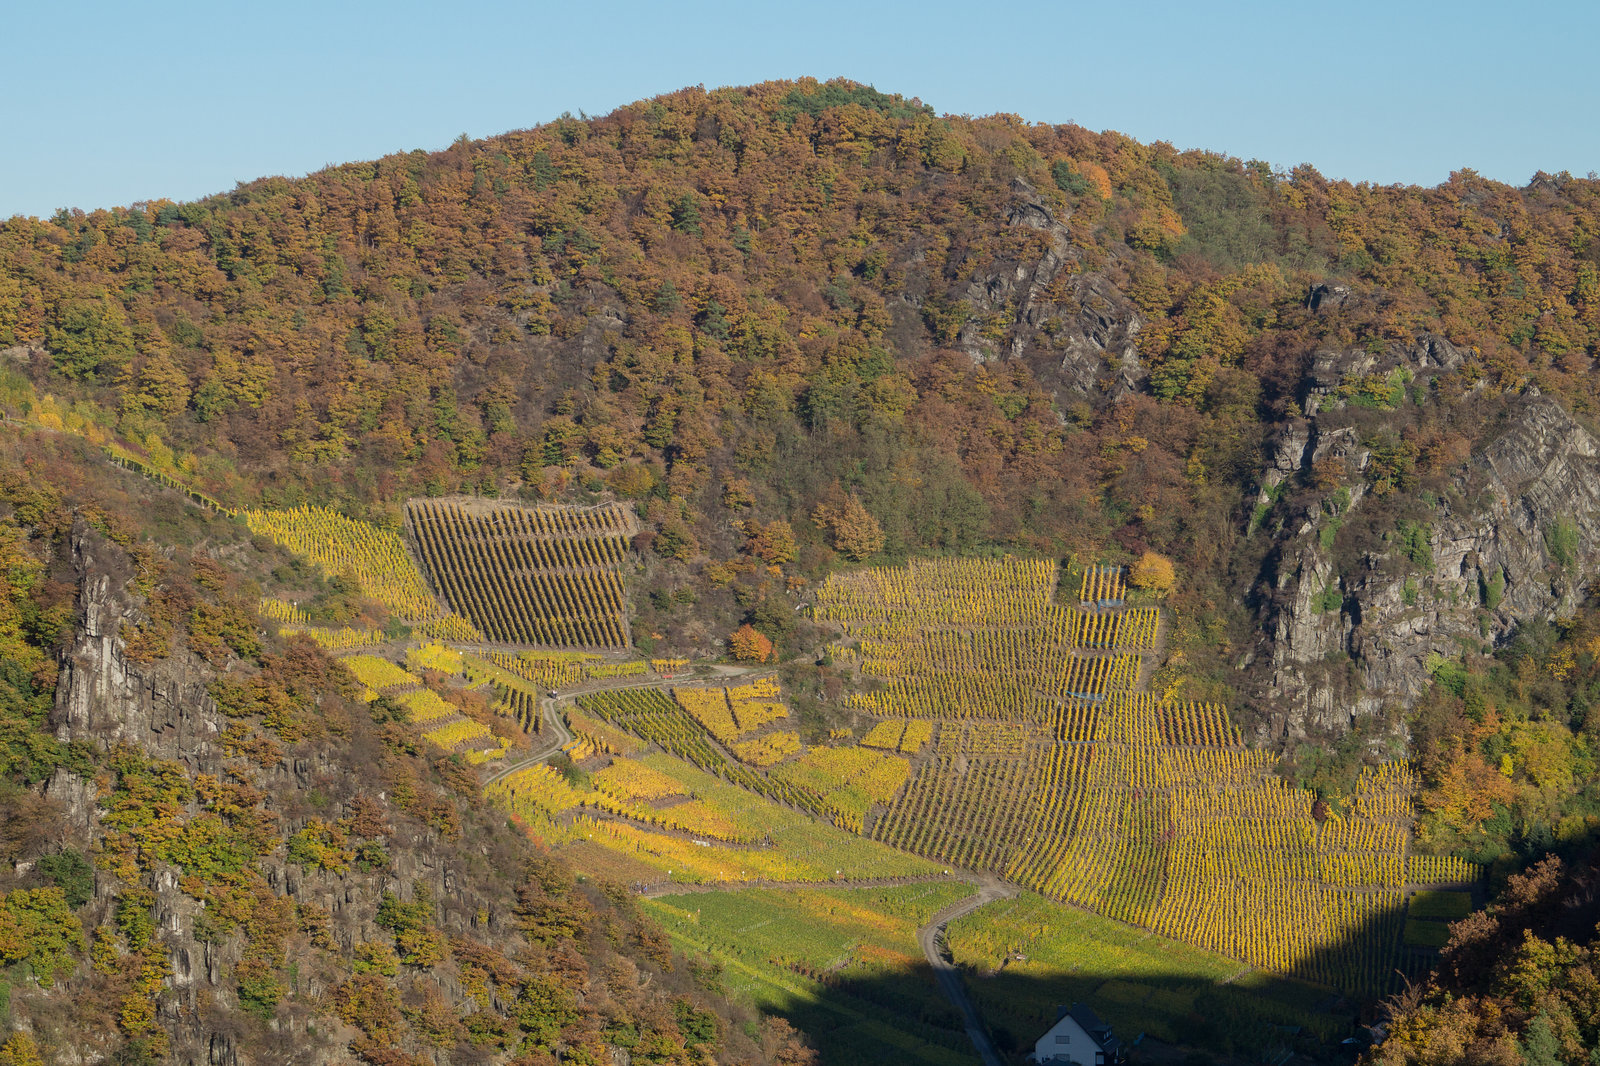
[1055,1034,1070,1043]
[1095,1054,1104,1065]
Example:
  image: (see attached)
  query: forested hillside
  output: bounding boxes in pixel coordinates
[4,77,1600,1065]
[1371,851,1600,1065]
[0,433,813,1065]
[4,81,1598,721]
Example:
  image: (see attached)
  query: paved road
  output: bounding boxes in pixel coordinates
[919,876,1015,1066]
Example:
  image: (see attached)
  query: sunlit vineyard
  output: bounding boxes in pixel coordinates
[860,718,904,750]
[813,556,1476,996]
[343,654,418,692]
[593,757,684,801]
[405,498,634,648]
[486,649,596,688]
[1078,563,1127,605]
[589,754,786,843]
[586,660,647,679]
[539,756,943,884]
[407,642,464,674]
[486,737,940,884]
[486,764,586,816]
[258,599,309,625]
[244,506,441,620]
[340,653,510,761]
[417,613,483,643]
[731,730,801,766]
[565,708,642,756]
[578,689,907,829]
[900,720,933,752]
[397,688,458,726]
[672,680,790,747]
[467,553,1477,998]
[578,688,815,808]
[421,717,501,757]
[458,653,549,734]
[278,624,385,650]
[770,746,911,832]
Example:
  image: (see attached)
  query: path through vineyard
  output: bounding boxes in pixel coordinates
[818,558,1471,997]
[479,694,574,788]
[920,875,1015,1066]
[478,666,760,789]
[635,870,1013,1065]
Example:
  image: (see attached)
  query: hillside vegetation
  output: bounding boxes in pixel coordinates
[3,78,1600,1065]
[3,79,1598,705]
[0,437,810,1066]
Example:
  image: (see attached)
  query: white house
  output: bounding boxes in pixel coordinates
[1032,1003,1122,1066]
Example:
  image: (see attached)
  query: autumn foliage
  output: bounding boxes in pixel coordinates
[811,491,884,561]
[1370,856,1600,1066]
[1129,550,1176,592]
[728,624,775,663]
[0,80,1597,687]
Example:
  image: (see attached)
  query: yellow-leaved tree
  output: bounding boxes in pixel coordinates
[1130,551,1176,593]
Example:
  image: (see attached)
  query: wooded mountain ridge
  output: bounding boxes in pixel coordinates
[3,76,1600,1066]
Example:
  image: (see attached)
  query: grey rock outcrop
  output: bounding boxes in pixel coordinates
[32,521,525,1064]
[948,178,1145,404]
[1254,378,1600,740]
[53,520,225,761]
[1302,334,1463,417]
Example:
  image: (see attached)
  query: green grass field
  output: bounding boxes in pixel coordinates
[1403,919,1453,948]
[943,892,1353,1059]
[643,884,978,1066]
[1407,890,1472,920]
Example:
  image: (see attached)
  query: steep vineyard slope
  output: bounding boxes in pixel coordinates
[4,80,1600,740]
[0,441,805,1066]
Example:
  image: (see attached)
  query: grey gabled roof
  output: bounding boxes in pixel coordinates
[1067,1003,1121,1055]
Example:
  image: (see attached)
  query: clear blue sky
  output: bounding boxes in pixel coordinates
[6,0,1596,219]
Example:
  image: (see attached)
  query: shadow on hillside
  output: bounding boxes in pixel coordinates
[697,893,1426,1066]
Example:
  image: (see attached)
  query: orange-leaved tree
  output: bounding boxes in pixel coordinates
[728,624,774,663]
[812,491,884,561]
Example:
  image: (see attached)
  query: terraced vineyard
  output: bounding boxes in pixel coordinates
[577,686,909,830]
[464,552,1476,1001]
[341,653,510,763]
[494,745,941,884]
[405,497,634,648]
[258,598,387,650]
[815,557,1476,996]
[672,677,790,748]
[244,506,442,620]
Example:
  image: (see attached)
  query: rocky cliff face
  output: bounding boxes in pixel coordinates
[21,522,597,1065]
[54,524,225,762]
[1249,338,1600,740]
[945,178,1146,403]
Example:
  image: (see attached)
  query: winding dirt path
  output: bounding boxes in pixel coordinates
[478,694,574,787]
[919,876,1015,1066]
